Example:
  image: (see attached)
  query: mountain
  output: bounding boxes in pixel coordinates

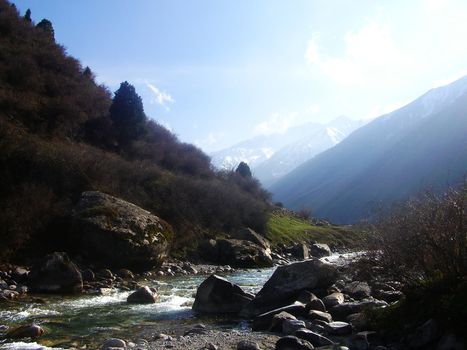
[270,76,467,223]
[211,117,363,186]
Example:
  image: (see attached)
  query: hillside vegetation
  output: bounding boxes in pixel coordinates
[0,1,270,262]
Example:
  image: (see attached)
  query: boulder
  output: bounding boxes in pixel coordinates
[242,259,337,317]
[343,281,371,299]
[306,299,326,312]
[270,312,297,332]
[324,321,352,336]
[322,292,345,308]
[275,336,314,350]
[116,269,134,279]
[198,239,219,262]
[28,252,83,294]
[294,329,334,347]
[307,310,332,323]
[308,244,331,258]
[230,228,271,251]
[6,324,44,339]
[127,286,158,304]
[287,243,309,260]
[252,303,307,331]
[330,300,388,321]
[73,191,173,269]
[192,275,254,314]
[282,319,306,335]
[237,340,261,350]
[216,239,273,268]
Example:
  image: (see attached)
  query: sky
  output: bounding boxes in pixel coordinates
[11,0,467,152]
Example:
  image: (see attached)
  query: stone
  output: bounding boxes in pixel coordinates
[346,313,368,331]
[184,324,207,336]
[237,340,261,350]
[322,292,345,308]
[98,269,114,280]
[28,252,83,294]
[242,259,337,317]
[282,319,306,335]
[204,342,218,350]
[374,290,403,303]
[309,244,331,258]
[127,286,158,304]
[330,300,388,321]
[295,291,318,305]
[307,310,332,323]
[252,303,307,331]
[230,227,271,252]
[275,336,314,350]
[154,333,172,341]
[192,275,253,314]
[73,191,173,269]
[294,329,334,347]
[288,243,309,260]
[270,312,297,332]
[217,239,273,268]
[347,333,369,350]
[343,281,371,299]
[102,338,126,350]
[306,299,326,312]
[6,324,44,339]
[324,321,352,336]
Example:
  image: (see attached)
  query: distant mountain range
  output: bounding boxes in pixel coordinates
[270,75,467,223]
[210,116,364,186]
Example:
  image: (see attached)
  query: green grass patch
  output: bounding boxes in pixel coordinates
[266,211,362,248]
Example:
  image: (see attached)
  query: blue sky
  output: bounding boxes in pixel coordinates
[12,0,467,151]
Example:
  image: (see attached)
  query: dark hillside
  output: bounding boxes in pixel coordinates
[0,1,270,262]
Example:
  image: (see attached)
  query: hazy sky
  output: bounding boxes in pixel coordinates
[12,0,467,151]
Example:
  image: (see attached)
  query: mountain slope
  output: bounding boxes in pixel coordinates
[270,76,467,223]
[211,117,363,185]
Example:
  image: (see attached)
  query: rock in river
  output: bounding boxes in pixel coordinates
[127,286,158,304]
[192,275,254,314]
[73,191,173,269]
[28,252,83,294]
[6,324,44,339]
[242,259,337,317]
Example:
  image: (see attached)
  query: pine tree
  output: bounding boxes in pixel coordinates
[24,9,31,22]
[36,18,54,39]
[236,161,252,178]
[110,81,147,148]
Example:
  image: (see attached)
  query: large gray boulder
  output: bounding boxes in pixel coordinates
[192,275,254,314]
[230,227,271,252]
[242,259,338,317]
[73,191,173,269]
[217,239,273,268]
[28,252,83,294]
[309,244,331,258]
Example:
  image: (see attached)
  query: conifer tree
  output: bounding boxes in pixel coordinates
[236,161,252,178]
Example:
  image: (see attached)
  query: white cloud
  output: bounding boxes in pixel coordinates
[145,82,175,110]
[253,113,297,136]
[305,20,411,86]
[306,104,321,114]
[364,100,410,120]
[195,132,224,149]
[431,69,467,88]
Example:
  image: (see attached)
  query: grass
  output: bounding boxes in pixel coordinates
[266,210,362,249]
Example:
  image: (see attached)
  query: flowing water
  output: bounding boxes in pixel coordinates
[0,268,275,349]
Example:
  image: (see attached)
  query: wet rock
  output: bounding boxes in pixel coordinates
[28,252,83,294]
[102,338,126,350]
[322,292,345,308]
[295,291,318,305]
[252,303,307,331]
[343,281,371,299]
[282,319,306,335]
[275,335,314,350]
[237,340,261,350]
[11,267,29,282]
[1,289,19,300]
[242,259,337,317]
[324,321,352,336]
[182,263,198,275]
[309,244,331,258]
[98,269,114,280]
[192,275,253,314]
[307,310,332,323]
[127,286,158,304]
[294,329,334,347]
[6,324,44,339]
[73,191,173,269]
[230,227,271,252]
[374,290,403,303]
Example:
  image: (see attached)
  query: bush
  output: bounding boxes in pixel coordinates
[365,186,467,286]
